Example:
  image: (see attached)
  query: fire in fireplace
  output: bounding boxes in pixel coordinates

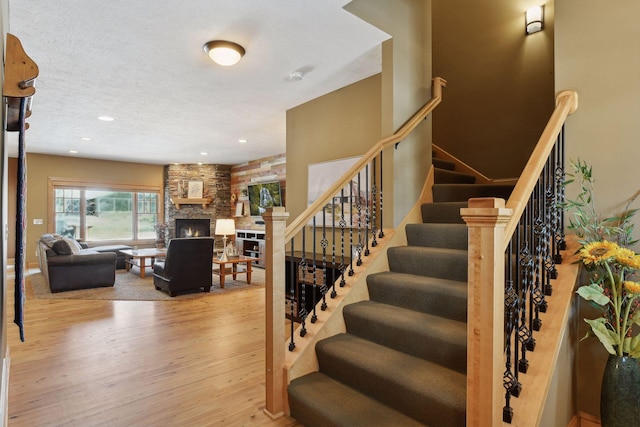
[175,219,211,238]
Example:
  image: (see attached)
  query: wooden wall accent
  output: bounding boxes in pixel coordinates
[230,153,286,230]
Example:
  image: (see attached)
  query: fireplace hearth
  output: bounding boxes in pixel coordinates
[175,219,211,238]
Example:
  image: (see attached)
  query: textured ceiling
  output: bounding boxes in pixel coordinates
[7,0,389,165]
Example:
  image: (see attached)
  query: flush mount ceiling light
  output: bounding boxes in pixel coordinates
[525,5,544,35]
[203,40,245,66]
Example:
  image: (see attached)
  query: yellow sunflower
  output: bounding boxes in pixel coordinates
[615,247,640,269]
[579,240,619,266]
[623,281,640,295]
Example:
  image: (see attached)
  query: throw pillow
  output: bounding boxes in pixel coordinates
[51,239,73,255]
[40,234,58,248]
[63,237,82,254]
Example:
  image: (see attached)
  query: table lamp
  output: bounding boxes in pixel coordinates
[215,218,236,262]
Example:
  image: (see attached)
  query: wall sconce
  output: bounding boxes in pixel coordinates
[525,6,544,35]
[203,40,245,66]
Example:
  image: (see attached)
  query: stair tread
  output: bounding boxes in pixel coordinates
[288,371,427,427]
[343,300,467,372]
[315,333,466,426]
[434,168,476,184]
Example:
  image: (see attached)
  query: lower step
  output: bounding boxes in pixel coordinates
[288,372,426,427]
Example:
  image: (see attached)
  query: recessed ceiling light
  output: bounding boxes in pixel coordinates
[98,116,114,122]
[69,150,78,154]
[200,152,208,156]
[238,139,247,143]
[81,137,92,141]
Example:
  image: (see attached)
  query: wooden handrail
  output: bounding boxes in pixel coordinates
[502,90,578,250]
[284,77,447,241]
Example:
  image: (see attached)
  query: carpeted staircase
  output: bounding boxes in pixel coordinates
[288,157,514,426]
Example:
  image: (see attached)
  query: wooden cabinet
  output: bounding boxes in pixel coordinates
[236,230,265,268]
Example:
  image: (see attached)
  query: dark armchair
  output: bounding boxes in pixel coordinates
[153,237,214,297]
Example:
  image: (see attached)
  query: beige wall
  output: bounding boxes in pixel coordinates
[347,0,433,225]
[286,74,383,223]
[1,0,10,411]
[24,154,164,266]
[432,0,555,179]
[556,0,640,417]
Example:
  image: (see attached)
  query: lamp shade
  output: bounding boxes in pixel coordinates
[215,218,236,236]
[203,40,245,66]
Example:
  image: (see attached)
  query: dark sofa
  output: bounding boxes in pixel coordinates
[37,234,131,292]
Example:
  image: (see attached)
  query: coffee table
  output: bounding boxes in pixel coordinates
[119,248,167,278]
[212,255,259,288]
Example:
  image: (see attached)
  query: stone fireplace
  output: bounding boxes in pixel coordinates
[163,164,232,245]
[175,219,211,238]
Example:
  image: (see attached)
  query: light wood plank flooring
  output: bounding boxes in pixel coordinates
[6,269,301,427]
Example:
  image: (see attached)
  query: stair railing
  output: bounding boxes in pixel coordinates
[263,77,447,418]
[462,90,579,425]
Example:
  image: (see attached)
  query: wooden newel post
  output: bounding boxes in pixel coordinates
[461,198,512,426]
[263,206,289,419]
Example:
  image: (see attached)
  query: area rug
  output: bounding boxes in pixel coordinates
[30,266,265,301]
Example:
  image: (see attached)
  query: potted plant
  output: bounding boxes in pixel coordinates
[563,159,640,426]
[154,222,168,248]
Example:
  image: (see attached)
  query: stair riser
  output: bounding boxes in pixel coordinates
[406,223,468,250]
[432,183,514,203]
[367,272,467,322]
[388,246,468,282]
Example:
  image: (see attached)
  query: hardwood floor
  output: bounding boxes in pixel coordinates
[6,269,302,427]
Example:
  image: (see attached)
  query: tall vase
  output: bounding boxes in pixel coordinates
[600,354,640,427]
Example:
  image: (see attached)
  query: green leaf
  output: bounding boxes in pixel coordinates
[576,284,611,306]
[584,318,618,355]
[625,336,640,358]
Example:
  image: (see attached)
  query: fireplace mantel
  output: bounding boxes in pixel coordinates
[171,197,212,209]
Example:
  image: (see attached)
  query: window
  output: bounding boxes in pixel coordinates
[50,179,162,243]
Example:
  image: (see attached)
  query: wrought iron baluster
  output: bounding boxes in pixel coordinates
[503,240,520,423]
[355,172,363,266]
[371,157,378,248]
[299,228,308,337]
[525,195,537,351]
[311,217,318,324]
[331,197,338,298]
[339,188,347,286]
[532,179,545,332]
[348,181,355,276]
[517,216,532,373]
[364,163,370,256]
[320,206,329,311]
[378,151,384,239]
[288,239,296,351]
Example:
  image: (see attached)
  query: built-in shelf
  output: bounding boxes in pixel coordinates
[171,198,212,209]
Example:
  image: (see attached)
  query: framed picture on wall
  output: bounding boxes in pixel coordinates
[188,180,203,199]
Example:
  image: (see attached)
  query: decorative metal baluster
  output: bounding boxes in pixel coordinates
[525,194,537,351]
[288,239,296,351]
[503,240,519,423]
[378,151,384,239]
[339,188,348,286]
[554,127,566,262]
[320,206,329,311]
[348,181,355,276]
[299,228,308,337]
[355,172,363,266]
[311,217,318,324]
[331,197,338,298]
[364,163,370,256]
[371,157,378,248]
[543,153,557,298]
[532,178,545,332]
[513,223,523,384]
[517,214,532,373]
